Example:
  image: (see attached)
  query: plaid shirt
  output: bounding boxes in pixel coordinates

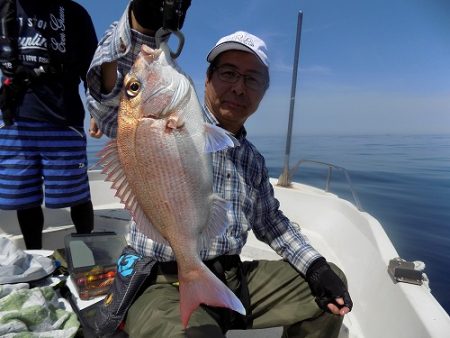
[85,4,322,274]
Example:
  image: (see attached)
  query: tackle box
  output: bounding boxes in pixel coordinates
[64,232,126,300]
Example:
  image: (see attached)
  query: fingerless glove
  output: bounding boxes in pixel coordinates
[306,258,353,312]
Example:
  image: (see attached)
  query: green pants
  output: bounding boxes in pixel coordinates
[125,259,345,338]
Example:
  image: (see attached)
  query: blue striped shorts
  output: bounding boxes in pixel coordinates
[0,119,92,210]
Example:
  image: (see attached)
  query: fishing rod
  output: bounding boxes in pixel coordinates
[278,10,304,187]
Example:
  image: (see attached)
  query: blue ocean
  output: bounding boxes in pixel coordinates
[87,133,450,314]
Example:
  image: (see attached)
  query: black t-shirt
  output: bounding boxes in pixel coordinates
[12,0,98,127]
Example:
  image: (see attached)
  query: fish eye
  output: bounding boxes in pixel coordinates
[126,80,141,97]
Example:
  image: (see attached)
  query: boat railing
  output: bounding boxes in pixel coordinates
[278,159,363,211]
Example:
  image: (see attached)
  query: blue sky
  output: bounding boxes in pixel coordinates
[77,0,450,136]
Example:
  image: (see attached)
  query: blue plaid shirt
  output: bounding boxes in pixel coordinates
[86,4,322,274]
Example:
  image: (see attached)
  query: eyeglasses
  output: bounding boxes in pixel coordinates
[213,65,268,91]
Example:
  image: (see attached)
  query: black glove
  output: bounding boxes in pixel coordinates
[131,0,192,31]
[305,258,353,313]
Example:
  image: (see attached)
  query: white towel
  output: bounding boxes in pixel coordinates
[0,237,55,284]
[0,284,79,337]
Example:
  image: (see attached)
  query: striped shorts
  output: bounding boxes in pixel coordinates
[0,119,92,210]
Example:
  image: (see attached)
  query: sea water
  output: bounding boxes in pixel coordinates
[87,133,450,314]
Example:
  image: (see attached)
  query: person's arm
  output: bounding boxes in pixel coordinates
[73,3,103,138]
[100,60,118,95]
[100,0,191,94]
[99,9,154,95]
[86,1,191,138]
[86,4,133,138]
[76,4,98,92]
[250,154,321,273]
[250,153,352,315]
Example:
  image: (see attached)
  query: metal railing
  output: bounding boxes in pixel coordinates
[277,159,363,211]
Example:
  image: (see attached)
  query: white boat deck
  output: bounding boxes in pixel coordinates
[1,171,449,337]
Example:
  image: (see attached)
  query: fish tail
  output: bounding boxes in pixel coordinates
[178,264,246,328]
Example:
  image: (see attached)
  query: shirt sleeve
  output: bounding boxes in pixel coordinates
[251,155,322,275]
[85,3,168,139]
[85,4,132,138]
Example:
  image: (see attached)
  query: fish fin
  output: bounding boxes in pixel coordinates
[97,141,132,208]
[178,263,246,328]
[166,114,185,130]
[96,139,117,158]
[97,140,169,246]
[97,140,123,182]
[97,140,134,207]
[133,206,170,246]
[204,123,240,153]
[199,195,229,250]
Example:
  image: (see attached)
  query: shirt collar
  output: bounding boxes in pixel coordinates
[203,105,247,141]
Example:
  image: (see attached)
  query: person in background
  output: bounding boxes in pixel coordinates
[0,0,98,249]
[86,1,352,337]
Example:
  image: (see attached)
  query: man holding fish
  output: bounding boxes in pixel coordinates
[86,1,353,337]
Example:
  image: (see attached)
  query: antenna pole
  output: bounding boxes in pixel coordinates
[278,10,303,187]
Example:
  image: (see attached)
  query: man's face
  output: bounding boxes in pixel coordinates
[205,50,268,134]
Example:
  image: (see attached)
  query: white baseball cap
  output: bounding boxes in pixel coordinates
[206,31,269,68]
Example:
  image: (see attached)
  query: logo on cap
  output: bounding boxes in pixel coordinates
[231,33,255,47]
[207,31,269,67]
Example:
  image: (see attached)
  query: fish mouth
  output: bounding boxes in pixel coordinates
[141,44,162,59]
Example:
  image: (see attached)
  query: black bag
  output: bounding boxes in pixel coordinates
[81,245,156,337]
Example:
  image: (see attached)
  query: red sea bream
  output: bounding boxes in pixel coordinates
[98,43,245,327]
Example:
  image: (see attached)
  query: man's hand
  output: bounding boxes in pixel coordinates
[89,117,103,138]
[131,0,192,33]
[306,258,353,316]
